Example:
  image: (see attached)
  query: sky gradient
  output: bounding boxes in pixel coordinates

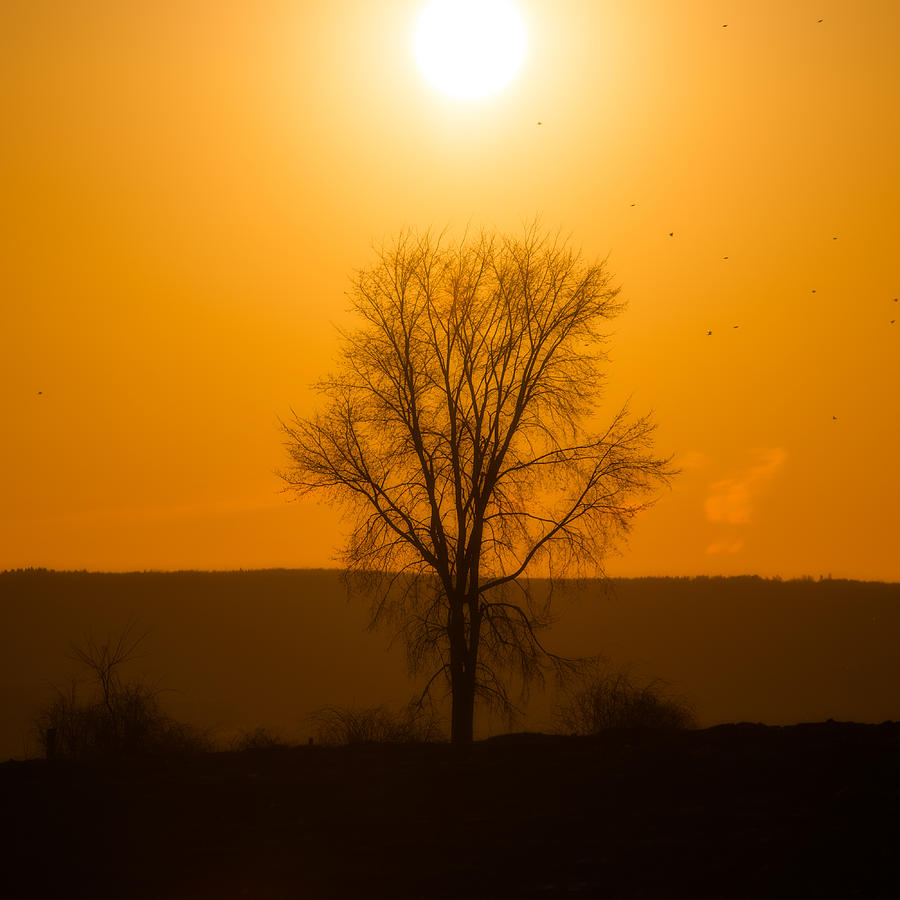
[3,0,899,579]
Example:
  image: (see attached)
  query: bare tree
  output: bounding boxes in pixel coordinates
[281,227,673,743]
[35,622,209,759]
[69,620,148,745]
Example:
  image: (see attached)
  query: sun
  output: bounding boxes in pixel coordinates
[414,0,527,100]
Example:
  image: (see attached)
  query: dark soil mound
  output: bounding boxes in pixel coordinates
[3,721,899,898]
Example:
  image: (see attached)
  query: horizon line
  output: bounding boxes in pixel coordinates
[2,567,896,586]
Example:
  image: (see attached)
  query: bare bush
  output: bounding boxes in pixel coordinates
[230,727,292,751]
[35,681,210,759]
[34,624,210,759]
[554,666,697,735]
[309,700,444,746]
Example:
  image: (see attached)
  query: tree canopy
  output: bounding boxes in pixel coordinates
[282,227,672,742]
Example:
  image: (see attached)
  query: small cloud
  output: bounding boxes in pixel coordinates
[705,447,787,525]
[706,538,745,555]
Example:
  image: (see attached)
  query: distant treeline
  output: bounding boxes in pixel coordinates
[2,570,898,760]
[4,568,894,585]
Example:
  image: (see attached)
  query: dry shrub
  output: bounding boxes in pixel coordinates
[35,681,210,760]
[554,667,697,735]
[309,700,444,746]
[34,624,210,760]
[230,727,292,751]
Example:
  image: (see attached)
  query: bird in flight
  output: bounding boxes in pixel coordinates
[668,232,674,237]
[706,330,712,336]
[733,325,739,329]
[722,256,729,260]
[811,289,817,293]
[37,391,43,395]
[832,415,838,420]
[537,121,542,125]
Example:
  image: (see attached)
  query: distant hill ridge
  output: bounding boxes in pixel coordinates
[4,568,895,583]
[2,570,898,760]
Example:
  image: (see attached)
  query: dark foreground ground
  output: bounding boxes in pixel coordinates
[4,722,899,899]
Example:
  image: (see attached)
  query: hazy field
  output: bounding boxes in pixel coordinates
[2,570,899,759]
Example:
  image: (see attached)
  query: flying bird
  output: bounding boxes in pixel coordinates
[706,330,712,336]
[893,298,898,302]
[537,121,542,125]
[668,232,674,237]
[811,289,817,293]
[832,415,838,420]
[733,325,739,329]
[37,391,43,395]
[723,256,729,260]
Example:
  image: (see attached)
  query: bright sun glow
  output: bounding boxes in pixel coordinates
[414,0,527,99]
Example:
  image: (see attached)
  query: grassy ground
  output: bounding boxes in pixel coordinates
[4,721,899,899]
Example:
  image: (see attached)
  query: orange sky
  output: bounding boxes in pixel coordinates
[3,0,899,579]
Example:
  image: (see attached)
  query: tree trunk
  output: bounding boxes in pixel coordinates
[450,668,476,743]
[448,597,476,744]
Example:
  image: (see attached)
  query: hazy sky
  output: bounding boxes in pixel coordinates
[3,0,899,579]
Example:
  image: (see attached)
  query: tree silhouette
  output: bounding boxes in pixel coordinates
[554,664,697,734]
[69,621,148,746]
[35,621,209,758]
[282,227,672,743]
